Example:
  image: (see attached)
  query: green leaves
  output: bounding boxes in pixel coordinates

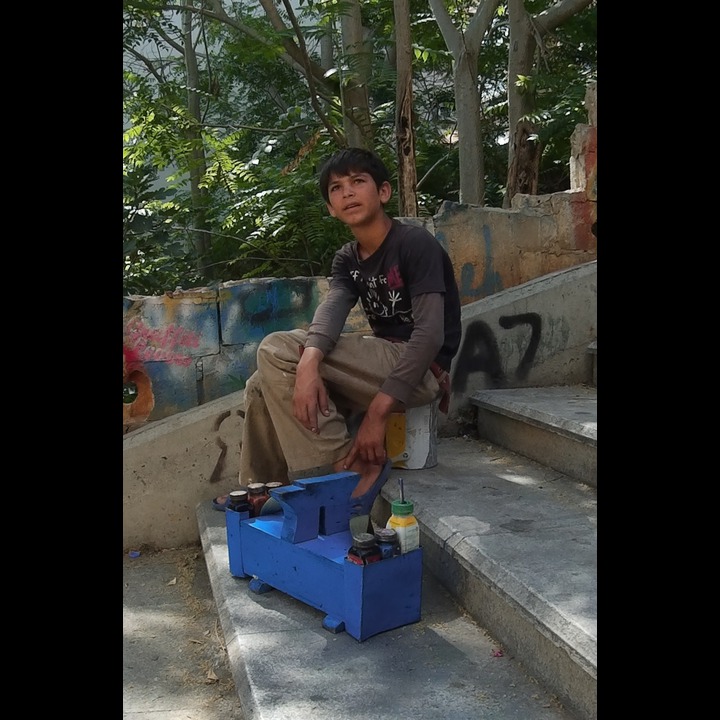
[123,0,595,296]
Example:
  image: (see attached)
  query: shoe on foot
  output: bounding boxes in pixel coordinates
[349,459,393,517]
[211,495,230,512]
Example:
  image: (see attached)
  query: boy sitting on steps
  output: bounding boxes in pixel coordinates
[213,147,461,515]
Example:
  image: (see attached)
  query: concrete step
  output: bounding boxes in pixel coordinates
[197,434,596,720]
[470,385,597,488]
[586,341,597,387]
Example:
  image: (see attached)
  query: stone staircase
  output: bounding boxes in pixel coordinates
[471,384,596,487]
[373,342,597,719]
[471,341,596,489]
[196,342,597,720]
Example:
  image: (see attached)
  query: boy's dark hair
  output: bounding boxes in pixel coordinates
[318,147,391,203]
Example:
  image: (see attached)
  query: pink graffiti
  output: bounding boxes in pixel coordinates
[124,317,200,367]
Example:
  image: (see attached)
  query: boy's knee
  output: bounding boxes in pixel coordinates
[257,330,302,369]
[257,331,285,360]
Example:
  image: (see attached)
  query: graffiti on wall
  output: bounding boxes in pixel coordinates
[448,224,504,301]
[233,279,316,322]
[219,278,330,344]
[122,317,204,431]
[206,408,247,486]
[123,345,155,432]
[452,312,542,393]
[124,316,201,366]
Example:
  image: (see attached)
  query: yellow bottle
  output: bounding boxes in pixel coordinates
[386,499,420,554]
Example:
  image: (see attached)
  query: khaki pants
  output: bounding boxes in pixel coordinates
[239,330,441,484]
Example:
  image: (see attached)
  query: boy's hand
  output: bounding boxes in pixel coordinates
[343,392,397,466]
[293,347,329,432]
[344,414,388,466]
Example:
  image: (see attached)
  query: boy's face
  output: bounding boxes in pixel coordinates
[325,170,391,227]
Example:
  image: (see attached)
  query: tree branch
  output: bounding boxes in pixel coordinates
[164,2,337,98]
[279,0,344,146]
[126,47,166,85]
[155,24,185,54]
[465,0,502,49]
[534,0,594,36]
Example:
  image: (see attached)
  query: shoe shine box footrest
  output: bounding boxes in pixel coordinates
[225,470,423,642]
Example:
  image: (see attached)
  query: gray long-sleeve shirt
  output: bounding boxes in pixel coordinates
[304,220,461,405]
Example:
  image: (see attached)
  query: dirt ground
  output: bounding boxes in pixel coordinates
[122,545,245,719]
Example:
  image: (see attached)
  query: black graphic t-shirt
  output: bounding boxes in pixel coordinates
[307,219,461,383]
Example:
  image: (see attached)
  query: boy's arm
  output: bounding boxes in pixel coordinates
[344,292,444,466]
[294,282,357,432]
[304,282,357,356]
[379,292,444,403]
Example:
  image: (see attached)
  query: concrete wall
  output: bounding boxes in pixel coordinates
[447,260,597,431]
[123,185,596,431]
[123,390,246,551]
[123,278,338,430]
[123,260,597,551]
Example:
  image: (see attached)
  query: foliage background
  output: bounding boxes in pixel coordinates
[123,0,596,296]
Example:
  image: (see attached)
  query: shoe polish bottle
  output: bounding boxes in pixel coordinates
[386,499,419,554]
[374,527,400,559]
[226,490,251,578]
[347,532,382,565]
[247,483,269,517]
[227,490,251,516]
[265,481,284,497]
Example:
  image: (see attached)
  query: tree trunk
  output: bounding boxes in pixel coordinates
[428,0,501,206]
[503,0,594,207]
[182,4,213,279]
[506,0,536,172]
[505,120,541,202]
[454,48,485,205]
[393,0,418,216]
[339,0,373,148]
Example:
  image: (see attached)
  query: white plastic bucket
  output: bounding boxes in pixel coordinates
[386,402,438,470]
